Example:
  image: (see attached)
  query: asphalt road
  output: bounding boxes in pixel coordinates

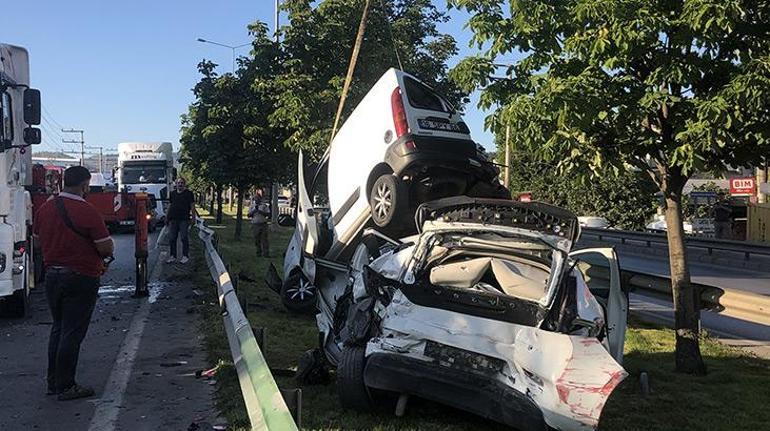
[614,250,770,358]
[0,231,220,431]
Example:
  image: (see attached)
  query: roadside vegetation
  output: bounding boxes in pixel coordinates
[194,208,770,431]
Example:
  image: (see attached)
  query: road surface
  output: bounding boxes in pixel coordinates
[613,250,770,358]
[0,231,221,431]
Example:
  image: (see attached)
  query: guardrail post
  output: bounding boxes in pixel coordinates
[252,326,265,353]
[280,388,302,428]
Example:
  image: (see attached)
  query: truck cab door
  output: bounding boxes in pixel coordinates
[569,247,628,364]
[296,151,321,256]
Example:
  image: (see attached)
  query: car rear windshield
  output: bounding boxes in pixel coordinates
[404,77,451,113]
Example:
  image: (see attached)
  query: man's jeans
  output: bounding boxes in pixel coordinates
[167,219,190,258]
[45,268,99,392]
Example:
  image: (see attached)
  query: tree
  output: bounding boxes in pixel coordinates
[450,0,770,374]
[180,23,294,237]
[272,0,465,157]
[501,148,657,230]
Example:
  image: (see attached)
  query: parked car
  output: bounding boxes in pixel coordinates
[578,216,610,229]
[269,197,628,430]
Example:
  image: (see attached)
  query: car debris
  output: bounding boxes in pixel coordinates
[271,196,628,430]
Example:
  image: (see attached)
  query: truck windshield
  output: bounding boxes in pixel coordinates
[122,165,167,184]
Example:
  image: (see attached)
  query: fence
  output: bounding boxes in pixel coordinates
[196,218,299,431]
[747,204,770,243]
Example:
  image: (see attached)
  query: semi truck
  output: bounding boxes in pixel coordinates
[116,142,174,223]
[0,43,42,317]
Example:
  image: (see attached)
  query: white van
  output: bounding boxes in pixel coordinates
[273,69,508,312]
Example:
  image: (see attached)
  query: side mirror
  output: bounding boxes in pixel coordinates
[23,127,41,145]
[172,167,178,181]
[23,89,41,126]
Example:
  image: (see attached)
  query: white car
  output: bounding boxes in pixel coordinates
[270,197,628,430]
[273,69,507,312]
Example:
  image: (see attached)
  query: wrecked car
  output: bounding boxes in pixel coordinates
[270,196,629,430]
[273,68,507,313]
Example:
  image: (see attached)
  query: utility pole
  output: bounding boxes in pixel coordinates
[504,124,511,188]
[85,145,104,173]
[271,0,281,224]
[275,0,280,42]
[61,128,85,166]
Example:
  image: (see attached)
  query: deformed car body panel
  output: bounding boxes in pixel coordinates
[367,292,626,430]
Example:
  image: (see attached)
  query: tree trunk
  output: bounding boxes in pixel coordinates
[662,170,707,375]
[215,184,223,224]
[208,185,215,214]
[234,186,244,240]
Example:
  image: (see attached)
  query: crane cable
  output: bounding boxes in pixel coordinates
[329,0,372,144]
[379,0,403,70]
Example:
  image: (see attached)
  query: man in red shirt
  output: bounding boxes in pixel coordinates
[33,166,114,401]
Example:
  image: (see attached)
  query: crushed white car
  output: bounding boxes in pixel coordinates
[270,196,629,430]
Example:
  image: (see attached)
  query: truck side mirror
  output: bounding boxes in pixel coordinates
[23,89,41,125]
[172,167,178,180]
[23,127,41,145]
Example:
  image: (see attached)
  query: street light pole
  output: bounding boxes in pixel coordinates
[196,38,250,74]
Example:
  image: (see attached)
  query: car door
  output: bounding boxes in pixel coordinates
[569,247,628,364]
[296,150,322,257]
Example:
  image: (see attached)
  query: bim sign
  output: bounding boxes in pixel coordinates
[729,178,755,196]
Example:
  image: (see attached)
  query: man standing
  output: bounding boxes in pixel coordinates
[712,194,732,239]
[248,189,270,258]
[33,166,114,400]
[166,178,195,264]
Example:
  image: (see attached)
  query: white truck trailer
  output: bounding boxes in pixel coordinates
[0,43,42,316]
[116,142,175,223]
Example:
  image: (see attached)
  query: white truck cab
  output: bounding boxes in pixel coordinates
[0,43,42,317]
[116,142,175,222]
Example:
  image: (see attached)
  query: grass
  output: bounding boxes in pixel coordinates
[193,207,770,431]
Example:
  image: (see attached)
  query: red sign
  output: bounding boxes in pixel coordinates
[730,177,755,196]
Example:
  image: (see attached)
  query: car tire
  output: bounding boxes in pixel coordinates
[337,346,373,411]
[369,174,408,228]
[280,271,317,314]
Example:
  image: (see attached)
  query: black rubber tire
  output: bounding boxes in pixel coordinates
[280,271,318,314]
[369,174,408,228]
[4,286,28,318]
[337,346,373,411]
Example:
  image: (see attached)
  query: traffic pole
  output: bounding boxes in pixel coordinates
[134,193,149,297]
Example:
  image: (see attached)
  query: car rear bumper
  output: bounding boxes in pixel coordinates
[363,352,548,431]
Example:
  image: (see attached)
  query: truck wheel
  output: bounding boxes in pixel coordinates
[5,286,29,318]
[337,346,373,411]
[280,271,317,314]
[369,174,407,228]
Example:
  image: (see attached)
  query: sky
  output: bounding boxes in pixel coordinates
[3,0,495,157]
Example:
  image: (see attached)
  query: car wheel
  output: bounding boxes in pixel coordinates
[370,174,407,228]
[280,271,317,314]
[337,346,373,411]
[4,286,28,318]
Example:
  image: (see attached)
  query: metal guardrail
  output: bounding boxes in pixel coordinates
[196,218,298,431]
[581,227,770,260]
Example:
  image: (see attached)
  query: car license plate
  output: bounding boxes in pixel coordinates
[120,220,135,226]
[418,118,464,133]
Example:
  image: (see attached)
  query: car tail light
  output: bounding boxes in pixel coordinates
[13,241,26,258]
[391,87,416,152]
[391,87,409,137]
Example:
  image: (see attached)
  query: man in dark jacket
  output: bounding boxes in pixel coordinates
[34,166,114,401]
[166,178,196,264]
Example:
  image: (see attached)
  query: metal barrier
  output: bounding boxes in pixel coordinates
[582,227,770,260]
[196,218,298,431]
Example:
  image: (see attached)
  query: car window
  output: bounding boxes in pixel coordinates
[403,77,450,113]
[1,92,12,141]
